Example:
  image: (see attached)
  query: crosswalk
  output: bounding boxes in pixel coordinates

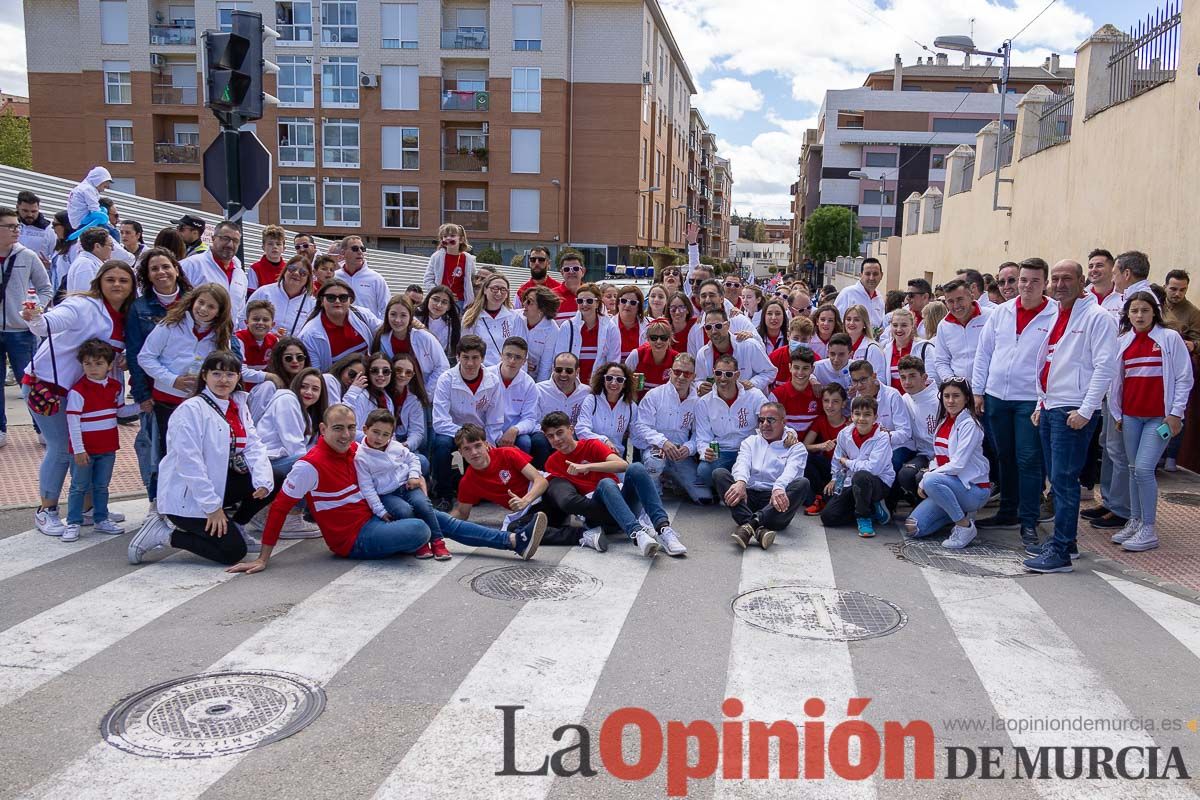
[2,499,1200,800]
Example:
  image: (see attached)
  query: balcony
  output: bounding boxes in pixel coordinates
[154,142,199,164]
[152,84,198,105]
[440,85,490,111]
[442,148,488,172]
[149,23,196,46]
[441,28,489,49]
[442,209,489,230]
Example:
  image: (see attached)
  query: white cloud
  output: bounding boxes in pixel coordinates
[0,20,28,96]
[716,113,817,218]
[694,77,763,120]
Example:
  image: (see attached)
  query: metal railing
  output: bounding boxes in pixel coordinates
[1033,89,1074,154]
[440,88,490,111]
[442,209,489,230]
[151,84,198,105]
[153,143,199,164]
[999,130,1015,167]
[442,149,488,171]
[149,23,196,46]
[1107,0,1181,109]
[441,28,489,49]
[962,158,975,192]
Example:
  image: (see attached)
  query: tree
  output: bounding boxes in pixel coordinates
[744,217,766,243]
[804,205,862,265]
[0,109,31,170]
[477,246,502,265]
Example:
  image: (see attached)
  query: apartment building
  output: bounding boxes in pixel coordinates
[791,52,1073,260]
[24,0,726,268]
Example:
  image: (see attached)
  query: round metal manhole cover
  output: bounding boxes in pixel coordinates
[471,564,602,601]
[1163,492,1200,507]
[731,586,906,641]
[101,671,325,759]
[898,538,1033,578]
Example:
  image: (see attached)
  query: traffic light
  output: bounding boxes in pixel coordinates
[204,10,277,125]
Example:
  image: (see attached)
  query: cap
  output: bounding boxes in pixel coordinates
[173,214,206,231]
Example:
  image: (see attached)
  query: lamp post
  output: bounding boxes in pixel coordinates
[933,35,1011,212]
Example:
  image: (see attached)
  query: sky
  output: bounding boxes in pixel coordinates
[0,0,1156,218]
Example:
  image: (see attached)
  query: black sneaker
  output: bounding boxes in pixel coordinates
[1080,505,1110,520]
[1089,513,1128,530]
[976,515,1019,530]
[434,497,453,513]
[1038,497,1055,523]
[514,512,547,560]
[1023,549,1074,574]
[1020,526,1040,555]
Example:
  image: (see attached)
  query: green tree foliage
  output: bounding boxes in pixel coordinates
[0,109,32,170]
[476,246,502,265]
[804,206,862,264]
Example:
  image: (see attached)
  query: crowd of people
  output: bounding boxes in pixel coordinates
[4,174,1199,577]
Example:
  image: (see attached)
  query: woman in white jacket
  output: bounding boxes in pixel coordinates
[255,366,326,537]
[1109,292,1194,552]
[371,294,449,388]
[576,362,638,454]
[461,273,521,367]
[842,303,888,379]
[128,351,276,566]
[552,283,620,383]
[322,352,371,432]
[515,285,561,381]
[297,280,381,372]
[881,308,936,392]
[905,377,991,550]
[247,254,315,337]
[389,352,429,470]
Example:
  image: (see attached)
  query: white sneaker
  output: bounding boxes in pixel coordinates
[942,522,978,549]
[635,526,661,558]
[1122,525,1159,552]
[656,525,687,556]
[1111,517,1142,544]
[83,508,126,526]
[37,432,46,446]
[128,515,173,564]
[279,513,322,539]
[0,430,7,448]
[35,507,65,537]
[61,523,80,543]
[636,510,654,530]
[579,526,607,552]
[108,510,125,523]
[237,523,262,554]
[93,519,125,535]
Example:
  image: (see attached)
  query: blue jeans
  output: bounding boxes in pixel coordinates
[430,433,458,500]
[1099,400,1131,518]
[529,432,553,469]
[33,403,71,505]
[0,330,36,431]
[985,395,1043,527]
[434,510,513,550]
[593,462,670,536]
[1040,407,1101,557]
[641,449,710,504]
[381,486,442,540]
[66,451,116,525]
[907,472,990,537]
[347,516,430,559]
[697,450,738,490]
[133,410,157,500]
[1122,416,1170,526]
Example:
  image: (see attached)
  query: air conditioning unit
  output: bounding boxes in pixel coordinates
[642,71,652,85]
[150,54,165,67]
[360,73,379,89]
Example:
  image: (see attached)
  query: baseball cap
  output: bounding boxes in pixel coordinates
[173,214,206,231]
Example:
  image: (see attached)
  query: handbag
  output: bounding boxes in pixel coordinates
[26,316,66,416]
[197,392,250,474]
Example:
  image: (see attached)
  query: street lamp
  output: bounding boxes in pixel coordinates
[848,169,886,254]
[933,35,1011,212]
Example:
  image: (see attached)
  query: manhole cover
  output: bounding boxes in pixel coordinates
[898,539,1032,578]
[471,564,602,601]
[101,671,325,759]
[1163,492,1200,507]
[731,587,906,641]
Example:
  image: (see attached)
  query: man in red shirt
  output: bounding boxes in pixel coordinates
[553,252,585,321]
[516,246,563,300]
[540,411,686,556]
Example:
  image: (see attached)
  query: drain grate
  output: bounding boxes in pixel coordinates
[471,564,602,601]
[899,538,1033,578]
[731,586,906,641]
[102,671,325,758]
[1163,492,1200,507]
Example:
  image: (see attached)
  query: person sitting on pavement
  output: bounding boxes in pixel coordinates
[894,356,939,509]
[531,351,591,467]
[769,345,820,439]
[802,384,850,517]
[633,353,709,505]
[695,353,768,494]
[847,358,913,473]
[430,335,504,507]
[576,361,638,454]
[819,395,894,538]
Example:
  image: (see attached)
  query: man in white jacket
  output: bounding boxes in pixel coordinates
[492,336,540,454]
[65,227,113,293]
[935,278,992,388]
[633,353,708,504]
[713,401,811,549]
[694,308,775,393]
[431,335,505,506]
[695,353,767,493]
[181,221,247,323]
[531,351,591,467]
[334,235,389,319]
[834,258,885,332]
[1024,260,1118,574]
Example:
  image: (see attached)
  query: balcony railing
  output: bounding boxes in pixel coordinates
[152,84,198,105]
[440,88,490,111]
[442,209,489,230]
[441,28,489,49]
[442,149,488,171]
[149,23,196,46]
[154,143,199,164]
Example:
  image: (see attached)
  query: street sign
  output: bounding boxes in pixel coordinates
[202,130,272,218]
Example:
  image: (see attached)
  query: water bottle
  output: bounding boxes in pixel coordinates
[23,286,38,312]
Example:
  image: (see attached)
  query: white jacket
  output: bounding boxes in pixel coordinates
[732,433,807,492]
[19,222,57,261]
[492,365,540,435]
[256,390,316,460]
[1109,325,1194,420]
[870,383,913,451]
[972,296,1058,402]
[514,314,560,381]
[835,281,885,330]
[137,314,227,401]
[831,425,895,487]
[695,385,766,451]
[322,374,373,434]
[378,327,450,390]
[355,440,422,517]
[903,381,940,457]
[694,338,776,394]
[433,367,505,441]
[157,389,273,518]
[1035,292,1118,417]
[66,167,110,228]
[65,250,104,294]
[464,306,522,366]
[685,312,757,356]
[813,358,850,389]
[881,339,936,390]
[576,393,637,449]
[630,382,698,454]
[850,337,888,382]
[394,389,427,452]
[534,378,591,426]
[181,250,248,324]
[935,304,992,388]
[423,250,477,304]
[553,314,621,371]
[25,295,122,391]
[925,412,990,489]
[297,306,381,372]
[247,283,315,337]
[334,264,390,319]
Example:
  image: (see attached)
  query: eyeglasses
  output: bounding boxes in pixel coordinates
[502,351,526,361]
[604,374,627,384]
[284,263,309,274]
[487,285,508,293]
[529,256,548,263]
[562,265,584,274]
[577,297,597,306]
[323,293,351,303]
[618,298,640,307]
[0,223,19,232]
[669,306,688,314]
[703,322,727,331]
[554,366,576,374]
[344,370,362,380]
[671,368,695,378]
[648,334,670,342]
[369,367,392,376]
[757,416,780,425]
[393,367,414,377]
[282,354,306,363]
[215,234,239,244]
[713,370,736,378]
[349,245,367,253]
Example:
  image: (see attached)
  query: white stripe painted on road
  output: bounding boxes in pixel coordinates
[0,499,151,583]
[715,520,875,799]
[23,548,475,800]
[924,570,1192,799]
[1096,573,1200,660]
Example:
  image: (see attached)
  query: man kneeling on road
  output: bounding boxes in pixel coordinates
[713,401,812,550]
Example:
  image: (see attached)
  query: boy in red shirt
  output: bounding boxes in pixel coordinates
[802,383,850,516]
[64,339,124,542]
[235,299,279,388]
[248,225,286,289]
[770,346,820,437]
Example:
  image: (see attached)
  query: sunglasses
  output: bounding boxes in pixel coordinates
[562,265,584,274]
[393,367,414,377]
[671,368,695,378]
[323,293,351,303]
[712,370,736,378]
[703,322,727,331]
[618,298,640,307]
[369,367,392,376]
[554,366,576,374]
[284,263,309,273]
[604,374,627,384]
[295,242,314,250]
[349,245,367,253]
[757,416,780,425]
[577,297,597,305]
[282,354,306,363]
[998,277,1018,286]
[689,278,704,286]
[344,370,362,380]
[529,256,548,263]
[647,334,670,342]
[724,282,742,289]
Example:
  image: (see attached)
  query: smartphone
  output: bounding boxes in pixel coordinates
[1156,422,1172,440]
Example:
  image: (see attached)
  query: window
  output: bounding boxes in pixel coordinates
[278,117,316,165]
[642,85,650,123]
[218,1,252,31]
[276,1,313,44]
[173,123,200,146]
[456,187,485,212]
[383,186,419,228]
[106,120,133,162]
[510,189,539,233]
[641,139,647,180]
[175,179,201,204]
[864,151,898,168]
[863,190,895,205]
[323,178,360,225]
[381,126,419,169]
[280,176,317,224]
[109,178,135,194]
[513,5,542,51]
[510,129,540,173]
[511,67,541,113]
[456,8,487,33]
[382,3,417,48]
[99,0,128,44]
[321,57,359,106]
[321,0,358,44]
[277,56,314,106]
[381,64,418,110]
[931,118,991,134]
[455,69,486,92]
[322,119,360,167]
[103,61,131,104]
[931,153,946,170]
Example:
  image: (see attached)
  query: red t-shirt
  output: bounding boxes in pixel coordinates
[1122,331,1165,417]
[235,330,278,388]
[617,318,641,361]
[671,317,695,353]
[1015,298,1048,335]
[545,437,618,494]
[250,257,283,288]
[553,284,578,320]
[772,380,820,435]
[464,371,483,394]
[769,345,792,387]
[808,414,847,445]
[632,343,677,396]
[441,252,467,300]
[889,340,912,392]
[458,446,533,507]
[517,275,563,299]
[389,333,412,356]
[578,321,600,382]
[322,315,366,361]
[1039,303,1075,392]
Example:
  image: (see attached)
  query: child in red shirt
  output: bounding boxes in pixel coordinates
[801,383,849,516]
[235,299,279,388]
[64,339,124,542]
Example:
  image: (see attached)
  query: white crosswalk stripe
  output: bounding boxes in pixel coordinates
[1096,572,1200,661]
[0,499,152,583]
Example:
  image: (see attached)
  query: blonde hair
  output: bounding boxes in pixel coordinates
[844,303,874,341]
[437,223,471,253]
[922,301,948,338]
[462,273,511,328]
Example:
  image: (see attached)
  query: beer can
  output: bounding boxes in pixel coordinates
[634,372,645,391]
[709,441,720,456]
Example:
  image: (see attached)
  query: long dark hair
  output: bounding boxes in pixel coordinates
[288,366,328,439]
[53,210,73,257]
[364,352,396,408]
[136,247,192,296]
[1119,290,1166,335]
[416,284,462,357]
[666,290,694,328]
[306,279,356,323]
[152,227,187,261]
[757,298,789,342]
[191,350,244,397]
[267,336,310,384]
[371,294,416,353]
[588,361,636,404]
[935,376,979,428]
[390,351,429,407]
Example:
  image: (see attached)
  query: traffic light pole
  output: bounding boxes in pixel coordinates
[220,116,245,262]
